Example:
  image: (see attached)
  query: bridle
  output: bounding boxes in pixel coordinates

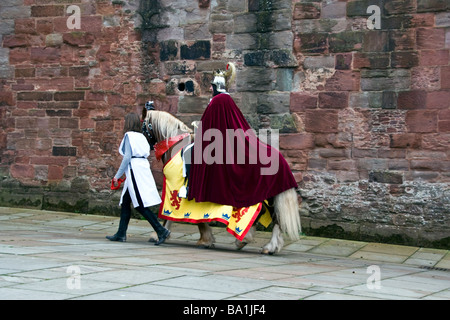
[142,101,157,150]
[141,101,193,162]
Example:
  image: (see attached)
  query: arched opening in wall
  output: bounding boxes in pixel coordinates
[178,80,194,93]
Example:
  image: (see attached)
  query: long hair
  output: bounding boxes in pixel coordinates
[123,113,141,134]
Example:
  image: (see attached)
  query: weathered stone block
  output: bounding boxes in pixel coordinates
[290,92,318,112]
[54,91,85,101]
[63,32,95,47]
[0,5,31,19]
[363,31,389,52]
[276,68,294,91]
[349,92,382,109]
[30,47,60,63]
[329,31,363,53]
[180,41,210,60]
[279,133,315,150]
[417,28,446,49]
[361,69,411,91]
[384,0,417,15]
[417,0,449,13]
[322,1,346,19]
[369,171,403,184]
[45,33,63,47]
[257,92,290,114]
[398,90,427,110]
[382,91,398,109]
[354,52,390,69]
[441,66,450,89]
[160,40,178,61]
[293,2,321,20]
[52,146,77,157]
[391,51,419,68]
[226,34,258,50]
[0,19,15,35]
[296,33,328,54]
[257,9,291,33]
[303,56,335,69]
[164,61,196,75]
[69,66,89,77]
[436,12,450,27]
[389,30,416,51]
[177,96,209,114]
[325,71,360,91]
[2,34,28,48]
[419,49,449,66]
[244,49,297,68]
[236,67,275,92]
[305,109,339,133]
[31,5,64,17]
[426,90,450,109]
[17,91,53,101]
[233,13,257,33]
[318,92,348,109]
[406,110,438,133]
[267,113,297,133]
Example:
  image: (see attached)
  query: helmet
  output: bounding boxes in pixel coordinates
[145,101,155,111]
[211,63,236,93]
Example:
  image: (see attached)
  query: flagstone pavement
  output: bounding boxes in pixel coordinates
[0,206,449,300]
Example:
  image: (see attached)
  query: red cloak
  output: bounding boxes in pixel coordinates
[187,93,297,208]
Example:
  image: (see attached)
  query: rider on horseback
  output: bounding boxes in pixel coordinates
[186,63,298,209]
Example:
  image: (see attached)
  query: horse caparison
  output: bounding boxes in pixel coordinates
[144,110,301,254]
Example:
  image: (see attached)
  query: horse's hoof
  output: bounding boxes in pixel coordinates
[261,247,276,255]
[148,232,158,243]
[196,242,214,249]
[235,242,248,250]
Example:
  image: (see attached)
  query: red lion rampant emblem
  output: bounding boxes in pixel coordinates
[170,190,182,210]
[232,207,249,223]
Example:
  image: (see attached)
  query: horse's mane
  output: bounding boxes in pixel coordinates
[145,110,192,142]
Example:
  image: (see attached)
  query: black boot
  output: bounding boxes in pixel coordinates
[106,207,131,242]
[139,207,171,245]
[155,228,171,246]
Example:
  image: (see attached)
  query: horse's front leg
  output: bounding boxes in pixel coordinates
[196,223,215,248]
[149,220,173,242]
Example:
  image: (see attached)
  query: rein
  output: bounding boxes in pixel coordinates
[154,133,190,162]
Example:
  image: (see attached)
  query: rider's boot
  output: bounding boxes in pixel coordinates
[106,208,131,242]
[139,208,171,245]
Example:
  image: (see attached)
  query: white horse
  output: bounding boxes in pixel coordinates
[144,110,301,254]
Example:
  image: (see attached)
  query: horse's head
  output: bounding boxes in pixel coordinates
[143,110,192,142]
[143,110,193,160]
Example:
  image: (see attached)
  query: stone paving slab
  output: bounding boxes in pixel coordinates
[0,207,449,301]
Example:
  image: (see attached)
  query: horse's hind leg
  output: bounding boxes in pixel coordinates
[261,224,284,255]
[196,223,215,248]
[149,220,173,242]
[235,225,256,250]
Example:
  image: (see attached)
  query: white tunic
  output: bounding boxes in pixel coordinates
[118,132,161,208]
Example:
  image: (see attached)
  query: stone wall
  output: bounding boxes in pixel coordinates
[0,0,449,248]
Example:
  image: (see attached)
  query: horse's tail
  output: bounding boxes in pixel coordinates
[274,188,301,241]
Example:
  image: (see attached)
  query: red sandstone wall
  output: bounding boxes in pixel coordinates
[1,0,145,191]
[0,0,449,246]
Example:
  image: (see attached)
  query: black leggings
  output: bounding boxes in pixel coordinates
[120,169,164,234]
